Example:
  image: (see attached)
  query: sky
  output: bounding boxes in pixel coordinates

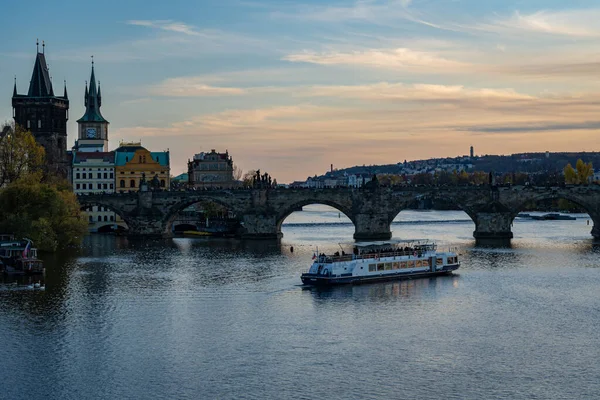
[2,0,600,182]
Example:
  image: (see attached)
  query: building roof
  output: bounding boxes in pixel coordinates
[72,151,115,164]
[28,52,54,97]
[172,173,188,182]
[77,64,108,123]
[114,150,170,167]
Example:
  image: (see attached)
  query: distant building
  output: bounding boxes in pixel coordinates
[115,142,170,192]
[187,150,235,188]
[12,43,69,174]
[470,146,474,158]
[72,151,122,232]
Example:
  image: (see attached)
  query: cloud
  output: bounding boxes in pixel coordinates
[304,82,534,102]
[270,0,413,23]
[462,121,600,134]
[148,77,246,97]
[283,48,470,71]
[126,20,202,36]
[475,9,600,37]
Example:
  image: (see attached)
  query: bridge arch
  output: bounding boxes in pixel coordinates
[275,199,355,233]
[509,191,600,239]
[78,199,132,231]
[162,195,242,234]
[388,191,479,225]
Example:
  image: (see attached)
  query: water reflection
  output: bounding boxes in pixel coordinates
[305,275,461,303]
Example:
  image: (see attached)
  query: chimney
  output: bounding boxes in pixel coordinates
[331,164,333,173]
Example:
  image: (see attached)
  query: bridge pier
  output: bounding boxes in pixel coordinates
[473,211,513,246]
[126,216,169,238]
[240,214,282,240]
[353,213,392,241]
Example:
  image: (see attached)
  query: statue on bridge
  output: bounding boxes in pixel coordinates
[252,169,276,189]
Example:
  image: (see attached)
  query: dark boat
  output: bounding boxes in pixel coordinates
[0,237,44,275]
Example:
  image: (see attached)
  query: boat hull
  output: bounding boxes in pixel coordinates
[301,264,459,286]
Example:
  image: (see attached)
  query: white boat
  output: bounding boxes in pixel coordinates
[301,240,460,286]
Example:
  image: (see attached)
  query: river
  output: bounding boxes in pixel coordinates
[1,206,599,399]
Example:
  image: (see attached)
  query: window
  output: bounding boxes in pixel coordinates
[98,183,102,190]
[369,264,376,272]
[377,263,384,271]
[120,180,125,188]
[76,173,80,179]
[416,260,423,268]
[27,120,31,129]
[110,183,114,189]
[120,171,124,174]
[76,183,80,189]
[423,260,430,267]
[437,258,443,266]
[392,262,400,270]
[97,216,101,222]
[110,216,114,222]
[104,216,108,222]
[37,120,41,128]
[110,173,114,179]
[82,183,87,189]
[385,263,392,270]
[103,183,107,190]
[125,156,128,162]
[400,261,408,269]
[130,172,134,174]
[97,173,101,179]
[130,179,136,188]
[104,173,107,179]
[82,173,87,179]
[160,179,165,187]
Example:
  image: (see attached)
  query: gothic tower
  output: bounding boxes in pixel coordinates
[12,42,69,172]
[75,59,109,152]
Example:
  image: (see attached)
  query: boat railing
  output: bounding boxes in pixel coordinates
[317,249,434,264]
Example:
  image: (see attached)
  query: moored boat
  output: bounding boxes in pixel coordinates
[301,240,459,286]
[0,237,44,275]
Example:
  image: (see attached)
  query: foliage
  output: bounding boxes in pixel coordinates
[564,160,593,184]
[242,170,256,187]
[0,122,45,187]
[0,177,88,252]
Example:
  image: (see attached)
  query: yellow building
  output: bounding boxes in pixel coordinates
[114,142,170,192]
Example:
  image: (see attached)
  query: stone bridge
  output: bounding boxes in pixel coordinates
[77,185,600,245]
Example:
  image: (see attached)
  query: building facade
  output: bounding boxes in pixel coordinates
[187,150,235,188]
[115,142,170,192]
[72,151,120,231]
[12,44,69,174]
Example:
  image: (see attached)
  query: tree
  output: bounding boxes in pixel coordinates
[232,164,243,181]
[0,177,88,252]
[242,170,256,187]
[575,159,593,184]
[0,122,45,187]
[564,164,577,184]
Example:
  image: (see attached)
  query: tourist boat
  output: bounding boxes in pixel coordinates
[301,240,459,286]
[0,237,44,275]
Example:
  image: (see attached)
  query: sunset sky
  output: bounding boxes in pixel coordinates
[3,0,600,182]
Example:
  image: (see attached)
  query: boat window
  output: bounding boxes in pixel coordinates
[437,258,444,266]
[377,263,384,271]
[392,262,400,270]
[369,264,376,272]
[400,261,408,269]
[416,260,423,268]
[423,260,430,267]
[385,263,392,270]
[407,260,415,269]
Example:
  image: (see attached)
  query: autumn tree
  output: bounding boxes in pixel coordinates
[564,160,593,184]
[0,176,88,251]
[0,122,45,187]
[575,159,593,184]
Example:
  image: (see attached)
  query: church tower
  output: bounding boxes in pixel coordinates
[75,58,109,152]
[12,41,69,171]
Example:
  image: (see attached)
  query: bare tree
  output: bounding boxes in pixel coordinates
[233,164,243,181]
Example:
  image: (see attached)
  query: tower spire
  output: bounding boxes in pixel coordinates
[36,38,39,53]
[42,40,45,54]
[13,76,17,97]
[63,80,68,99]
[84,80,88,107]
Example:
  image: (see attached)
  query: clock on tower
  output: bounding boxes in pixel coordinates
[75,60,110,152]
[86,128,97,138]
